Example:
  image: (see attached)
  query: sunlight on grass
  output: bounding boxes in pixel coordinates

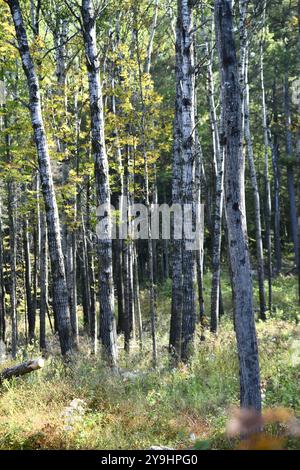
[0,274,300,450]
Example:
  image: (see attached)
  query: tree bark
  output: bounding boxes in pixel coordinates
[215,0,261,411]
[7,180,17,359]
[260,2,272,313]
[179,0,196,362]
[0,196,6,343]
[284,72,299,266]
[239,0,266,321]
[6,0,73,357]
[39,210,47,351]
[205,13,224,334]
[145,0,159,74]
[297,0,300,302]
[271,79,281,275]
[135,19,157,367]
[23,215,35,342]
[0,358,44,383]
[81,0,118,365]
[169,10,183,362]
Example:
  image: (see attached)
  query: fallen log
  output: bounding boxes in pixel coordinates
[0,358,45,383]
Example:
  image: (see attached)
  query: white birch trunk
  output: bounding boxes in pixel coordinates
[6,0,72,356]
[81,0,117,366]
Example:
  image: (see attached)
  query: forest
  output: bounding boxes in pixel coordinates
[0,0,300,453]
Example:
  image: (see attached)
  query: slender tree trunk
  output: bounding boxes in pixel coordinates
[23,215,35,342]
[5,102,17,357]
[145,0,159,74]
[7,180,17,359]
[53,13,79,347]
[260,2,272,313]
[86,179,97,349]
[244,54,266,320]
[179,0,196,362]
[32,173,40,338]
[162,190,170,281]
[284,72,299,266]
[81,0,117,365]
[239,0,266,321]
[123,146,134,353]
[133,244,143,350]
[0,196,5,343]
[271,80,282,276]
[135,20,157,367]
[205,14,224,334]
[215,0,261,411]
[169,13,183,362]
[6,0,73,356]
[195,130,205,336]
[39,210,47,351]
[297,0,300,302]
[81,215,91,332]
[110,35,125,335]
[82,213,97,354]
[116,239,125,334]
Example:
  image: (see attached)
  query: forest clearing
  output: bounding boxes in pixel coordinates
[0,0,300,455]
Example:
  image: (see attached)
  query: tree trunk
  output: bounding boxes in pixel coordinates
[179,0,196,363]
[135,20,157,367]
[23,215,35,342]
[133,244,143,350]
[0,358,44,383]
[39,210,47,351]
[239,0,266,321]
[145,0,159,74]
[32,173,40,340]
[81,0,118,365]
[205,13,224,334]
[215,0,261,411]
[260,2,272,313]
[297,0,300,302]
[7,180,17,359]
[284,72,299,266]
[169,12,183,362]
[244,54,266,320]
[6,0,73,357]
[271,80,282,276]
[0,196,6,343]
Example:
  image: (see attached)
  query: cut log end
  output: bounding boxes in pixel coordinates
[0,358,45,383]
[29,358,45,370]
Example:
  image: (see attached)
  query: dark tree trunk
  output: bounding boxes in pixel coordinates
[215,0,261,412]
[23,216,35,343]
[0,180,6,345]
[271,80,281,275]
[169,12,183,362]
[297,0,300,302]
[284,73,299,266]
[32,173,40,338]
[7,180,17,359]
[39,210,47,351]
[0,358,44,382]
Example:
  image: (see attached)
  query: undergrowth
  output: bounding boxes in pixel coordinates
[0,273,299,449]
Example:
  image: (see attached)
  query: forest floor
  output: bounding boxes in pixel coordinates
[0,272,300,450]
